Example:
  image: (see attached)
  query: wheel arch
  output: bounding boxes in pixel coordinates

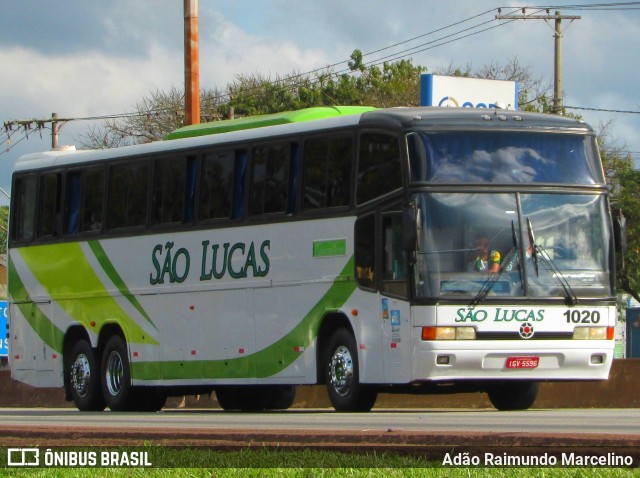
[315,312,355,385]
[62,325,92,401]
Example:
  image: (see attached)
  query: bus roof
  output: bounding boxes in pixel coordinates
[12,106,594,173]
[164,106,377,140]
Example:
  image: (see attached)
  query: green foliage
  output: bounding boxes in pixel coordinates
[0,206,7,255]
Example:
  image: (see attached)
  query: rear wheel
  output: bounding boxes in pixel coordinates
[487,381,540,411]
[325,328,377,412]
[135,388,167,412]
[67,340,106,411]
[216,385,297,411]
[101,335,135,411]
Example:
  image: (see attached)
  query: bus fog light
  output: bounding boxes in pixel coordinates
[456,327,476,340]
[574,327,608,340]
[436,355,450,365]
[421,327,476,340]
[591,354,604,364]
[436,327,456,340]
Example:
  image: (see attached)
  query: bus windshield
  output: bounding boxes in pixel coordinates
[408,131,603,184]
[413,192,612,300]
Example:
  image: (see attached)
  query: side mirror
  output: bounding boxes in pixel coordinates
[613,208,627,254]
[403,202,420,252]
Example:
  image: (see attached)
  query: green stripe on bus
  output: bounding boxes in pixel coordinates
[8,258,65,354]
[88,240,158,331]
[18,243,157,345]
[132,256,357,380]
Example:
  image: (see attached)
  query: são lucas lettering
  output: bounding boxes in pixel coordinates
[149,239,270,285]
[456,307,544,322]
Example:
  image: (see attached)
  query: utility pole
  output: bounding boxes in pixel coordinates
[51,112,59,149]
[496,9,580,115]
[3,114,69,150]
[184,0,200,125]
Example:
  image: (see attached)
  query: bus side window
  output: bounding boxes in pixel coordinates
[37,172,61,238]
[356,132,402,205]
[232,150,247,220]
[11,175,37,242]
[303,135,353,211]
[250,143,290,216]
[153,156,187,225]
[66,172,81,235]
[199,150,235,221]
[107,160,150,230]
[381,212,407,298]
[81,167,104,233]
[355,213,376,290]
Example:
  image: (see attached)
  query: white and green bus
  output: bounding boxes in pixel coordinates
[8,106,620,412]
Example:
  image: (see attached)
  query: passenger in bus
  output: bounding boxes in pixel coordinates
[469,234,501,273]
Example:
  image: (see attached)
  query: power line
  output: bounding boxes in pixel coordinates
[565,105,640,114]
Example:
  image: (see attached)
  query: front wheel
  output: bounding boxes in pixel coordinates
[325,328,377,412]
[67,340,106,411]
[487,381,540,411]
[101,335,135,411]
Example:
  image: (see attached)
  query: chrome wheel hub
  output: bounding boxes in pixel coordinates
[105,351,124,397]
[70,354,91,398]
[329,345,353,396]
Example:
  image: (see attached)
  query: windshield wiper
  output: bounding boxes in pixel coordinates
[526,218,578,305]
[535,246,579,305]
[471,221,520,306]
[471,245,518,307]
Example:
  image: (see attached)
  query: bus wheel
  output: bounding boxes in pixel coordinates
[101,335,134,411]
[487,381,540,411]
[325,328,377,412]
[266,385,296,410]
[135,388,167,412]
[67,340,106,411]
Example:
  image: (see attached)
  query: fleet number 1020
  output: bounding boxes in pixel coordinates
[564,310,601,324]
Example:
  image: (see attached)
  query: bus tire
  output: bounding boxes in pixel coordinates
[67,340,106,411]
[266,385,296,410]
[325,328,377,412]
[101,335,135,411]
[135,388,167,412]
[487,381,540,411]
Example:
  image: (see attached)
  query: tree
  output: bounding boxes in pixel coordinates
[599,121,640,303]
[0,206,7,255]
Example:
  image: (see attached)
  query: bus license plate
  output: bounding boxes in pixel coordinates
[506,356,539,369]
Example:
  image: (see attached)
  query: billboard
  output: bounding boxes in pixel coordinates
[421,74,518,110]
[0,301,7,357]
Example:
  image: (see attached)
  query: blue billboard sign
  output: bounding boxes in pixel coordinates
[0,301,7,357]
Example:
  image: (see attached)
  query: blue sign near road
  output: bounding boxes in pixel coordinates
[0,301,7,356]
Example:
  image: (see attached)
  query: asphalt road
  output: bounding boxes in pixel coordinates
[0,407,637,435]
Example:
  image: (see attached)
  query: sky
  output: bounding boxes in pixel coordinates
[1,0,639,206]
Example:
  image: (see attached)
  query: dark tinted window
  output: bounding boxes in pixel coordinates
[66,167,105,235]
[38,172,61,238]
[200,151,235,220]
[304,135,353,210]
[153,156,186,225]
[250,144,290,215]
[357,133,402,204]
[355,213,376,290]
[11,175,37,241]
[107,161,149,229]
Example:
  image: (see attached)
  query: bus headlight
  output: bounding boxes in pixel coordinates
[421,326,476,340]
[573,326,614,340]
